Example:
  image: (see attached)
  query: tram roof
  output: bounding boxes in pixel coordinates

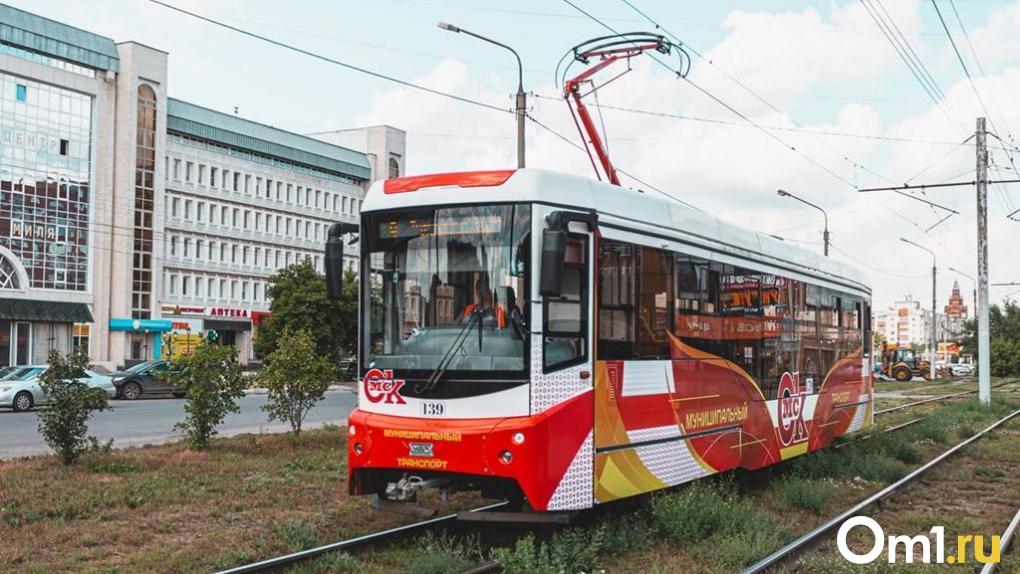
[364,169,870,295]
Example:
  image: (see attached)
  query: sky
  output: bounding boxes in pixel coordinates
[15,0,1020,312]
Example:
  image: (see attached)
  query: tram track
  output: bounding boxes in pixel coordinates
[220,382,1018,574]
[213,500,509,574]
[740,407,1020,573]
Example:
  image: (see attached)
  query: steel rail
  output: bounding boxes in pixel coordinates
[874,389,976,415]
[740,408,1020,573]
[980,506,1020,574]
[874,379,1018,416]
[214,500,509,574]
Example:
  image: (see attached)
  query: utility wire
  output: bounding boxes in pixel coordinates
[533,94,966,146]
[561,0,858,190]
[148,0,512,115]
[525,113,703,212]
[859,0,963,136]
[599,1,955,231]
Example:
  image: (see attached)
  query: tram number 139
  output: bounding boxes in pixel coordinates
[422,402,445,416]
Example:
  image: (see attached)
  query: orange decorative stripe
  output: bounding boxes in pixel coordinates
[383,170,516,193]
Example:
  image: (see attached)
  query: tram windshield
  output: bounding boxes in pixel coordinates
[362,204,531,380]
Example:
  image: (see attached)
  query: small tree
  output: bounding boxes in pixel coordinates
[259,329,336,436]
[36,348,109,465]
[169,342,245,450]
[254,261,357,362]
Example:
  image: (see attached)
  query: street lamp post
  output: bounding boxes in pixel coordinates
[438,22,525,168]
[901,237,937,381]
[776,189,829,256]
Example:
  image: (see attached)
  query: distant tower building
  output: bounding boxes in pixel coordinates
[944,280,968,337]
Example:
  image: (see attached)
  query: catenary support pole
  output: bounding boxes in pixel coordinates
[932,263,937,381]
[977,117,991,405]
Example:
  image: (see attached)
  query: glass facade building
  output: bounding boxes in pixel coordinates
[0,72,92,291]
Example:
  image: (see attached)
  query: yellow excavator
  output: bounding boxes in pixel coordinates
[881,343,933,382]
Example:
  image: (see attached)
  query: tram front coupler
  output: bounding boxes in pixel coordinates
[384,474,446,502]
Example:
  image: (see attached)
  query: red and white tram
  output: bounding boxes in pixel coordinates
[325,168,873,513]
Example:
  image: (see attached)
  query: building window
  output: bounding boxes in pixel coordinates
[16,83,26,101]
[219,279,226,299]
[72,323,91,353]
[198,164,206,185]
[169,274,178,295]
[182,276,191,296]
[185,161,193,182]
[171,197,180,217]
[184,200,192,219]
[197,202,205,221]
[196,277,205,298]
[173,158,181,179]
[59,139,69,156]
[389,156,400,178]
[132,85,158,318]
[233,172,240,191]
[210,167,217,188]
[170,236,177,257]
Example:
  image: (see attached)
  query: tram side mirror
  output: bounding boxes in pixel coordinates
[325,222,358,300]
[540,228,567,297]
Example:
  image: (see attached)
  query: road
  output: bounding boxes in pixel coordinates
[0,388,358,459]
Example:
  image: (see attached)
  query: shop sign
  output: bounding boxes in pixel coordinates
[161,304,205,317]
[207,307,251,319]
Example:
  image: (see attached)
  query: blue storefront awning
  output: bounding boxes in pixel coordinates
[109,318,173,332]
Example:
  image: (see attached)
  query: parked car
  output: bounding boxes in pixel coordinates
[0,365,116,412]
[951,363,975,377]
[111,361,182,399]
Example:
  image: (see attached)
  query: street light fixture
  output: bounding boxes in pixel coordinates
[901,237,937,381]
[776,189,829,256]
[438,21,526,169]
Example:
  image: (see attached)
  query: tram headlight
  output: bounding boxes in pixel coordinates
[354,442,364,455]
[348,424,357,436]
[500,450,513,464]
[511,432,526,445]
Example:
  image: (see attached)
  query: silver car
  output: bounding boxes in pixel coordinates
[0,365,117,412]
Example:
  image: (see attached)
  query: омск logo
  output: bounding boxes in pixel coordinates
[778,372,809,447]
[364,368,407,404]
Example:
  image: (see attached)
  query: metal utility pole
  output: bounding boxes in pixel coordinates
[438,22,526,168]
[976,117,991,405]
[777,189,830,256]
[901,237,937,381]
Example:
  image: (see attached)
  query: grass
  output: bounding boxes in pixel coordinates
[0,428,435,573]
[649,481,790,570]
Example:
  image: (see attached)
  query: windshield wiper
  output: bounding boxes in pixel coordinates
[418,309,482,394]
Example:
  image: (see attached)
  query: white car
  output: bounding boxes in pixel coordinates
[0,365,117,412]
[951,363,975,377]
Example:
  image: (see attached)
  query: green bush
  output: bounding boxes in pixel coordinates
[36,348,109,465]
[651,482,788,569]
[405,533,480,574]
[274,516,318,551]
[492,527,604,574]
[772,476,836,514]
[168,343,246,450]
[258,329,336,436]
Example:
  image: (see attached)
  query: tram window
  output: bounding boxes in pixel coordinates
[598,241,636,359]
[544,235,588,371]
[635,247,672,358]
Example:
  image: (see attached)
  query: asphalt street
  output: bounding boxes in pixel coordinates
[0,388,358,459]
